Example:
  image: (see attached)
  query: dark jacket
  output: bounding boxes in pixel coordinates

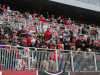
[63,41,71,50]
[75,39,83,50]
[4,27,12,35]
[82,41,89,51]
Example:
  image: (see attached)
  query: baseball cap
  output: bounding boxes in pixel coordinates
[28,34,32,37]
[47,27,50,29]
[78,35,82,38]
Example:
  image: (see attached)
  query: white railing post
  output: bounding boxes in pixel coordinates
[55,50,58,71]
[19,23,20,29]
[94,53,97,71]
[70,51,74,71]
[10,45,11,49]
[37,26,38,31]
[96,34,97,40]
[27,47,30,70]
[65,25,66,30]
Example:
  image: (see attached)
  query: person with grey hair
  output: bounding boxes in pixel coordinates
[2,34,9,45]
[82,37,92,51]
[62,29,69,41]
[29,39,36,47]
[11,36,19,45]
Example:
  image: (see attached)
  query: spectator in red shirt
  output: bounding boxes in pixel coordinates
[44,27,53,39]
[39,15,45,21]
[64,18,68,25]
[2,5,6,13]
[27,35,32,47]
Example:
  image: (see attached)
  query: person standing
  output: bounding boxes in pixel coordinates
[62,29,69,42]
[20,25,28,38]
[39,15,45,21]
[45,12,49,19]
[75,35,85,50]
[2,5,6,13]
[64,18,68,25]
[44,27,53,39]
[63,36,71,50]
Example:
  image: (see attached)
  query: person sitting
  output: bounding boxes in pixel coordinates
[2,34,9,45]
[4,23,12,36]
[0,37,3,48]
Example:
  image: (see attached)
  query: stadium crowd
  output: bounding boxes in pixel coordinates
[0,3,100,53]
[0,3,100,71]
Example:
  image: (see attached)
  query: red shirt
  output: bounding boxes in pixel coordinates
[64,20,68,25]
[57,41,61,49]
[9,36,13,42]
[32,14,35,18]
[39,17,44,21]
[2,7,6,13]
[49,53,60,61]
[50,45,54,48]
[27,38,31,47]
[44,30,52,39]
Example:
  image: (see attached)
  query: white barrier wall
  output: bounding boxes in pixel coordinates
[49,0,100,12]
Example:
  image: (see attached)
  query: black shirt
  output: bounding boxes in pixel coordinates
[63,41,70,50]
[75,39,83,50]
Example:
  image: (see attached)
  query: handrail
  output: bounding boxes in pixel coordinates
[0,45,98,54]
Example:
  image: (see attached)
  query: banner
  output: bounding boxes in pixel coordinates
[71,72,100,75]
[0,70,38,75]
[38,71,70,75]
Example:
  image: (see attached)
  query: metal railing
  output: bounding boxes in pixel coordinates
[0,45,99,72]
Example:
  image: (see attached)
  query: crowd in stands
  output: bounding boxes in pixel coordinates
[0,3,100,53]
[0,3,100,71]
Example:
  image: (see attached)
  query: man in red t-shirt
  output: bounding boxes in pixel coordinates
[2,5,6,13]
